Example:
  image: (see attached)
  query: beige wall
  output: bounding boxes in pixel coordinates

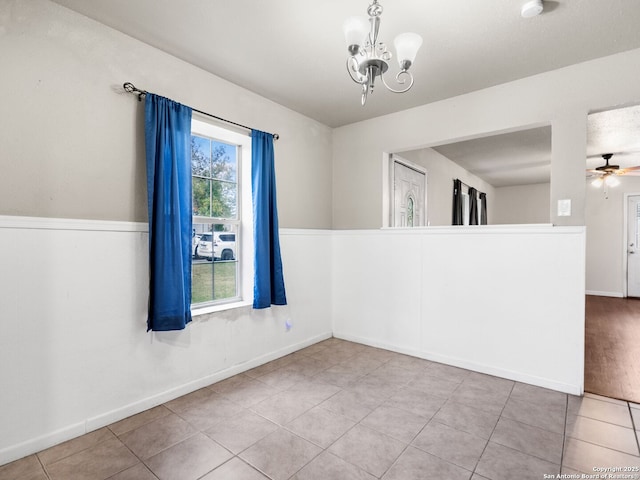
[586,177,640,296]
[332,48,640,229]
[0,0,333,229]
[493,183,551,224]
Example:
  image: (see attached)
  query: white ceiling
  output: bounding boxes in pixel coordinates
[50,0,640,128]
[49,0,640,186]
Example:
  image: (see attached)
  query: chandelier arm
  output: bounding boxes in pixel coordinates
[380,69,415,94]
[346,57,369,85]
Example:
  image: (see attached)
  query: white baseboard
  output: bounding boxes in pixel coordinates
[0,331,332,467]
[586,290,624,298]
[333,332,582,396]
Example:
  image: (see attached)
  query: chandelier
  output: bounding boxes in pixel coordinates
[343,0,423,105]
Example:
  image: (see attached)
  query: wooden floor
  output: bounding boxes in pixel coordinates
[585,295,640,403]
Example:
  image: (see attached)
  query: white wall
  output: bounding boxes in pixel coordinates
[332,49,640,229]
[0,0,332,229]
[332,226,586,395]
[0,219,332,465]
[493,183,551,224]
[398,148,496,226]
[586,177,640,297]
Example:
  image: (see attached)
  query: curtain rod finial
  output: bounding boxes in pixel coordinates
[273,133,280,141]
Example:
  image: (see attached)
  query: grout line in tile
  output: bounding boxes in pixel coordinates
[559,394,570,471]
[631,403,640,454]
[469,380,517,476]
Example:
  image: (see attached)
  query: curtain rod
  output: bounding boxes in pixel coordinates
[123,82,279,140]
[454,178,485,195]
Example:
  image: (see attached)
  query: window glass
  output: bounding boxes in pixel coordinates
[191,133,240,306]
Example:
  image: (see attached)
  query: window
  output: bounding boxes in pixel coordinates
[190,119,253,311]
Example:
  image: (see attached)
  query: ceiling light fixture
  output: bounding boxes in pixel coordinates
[343,0,423,105]
[521,0,544,18]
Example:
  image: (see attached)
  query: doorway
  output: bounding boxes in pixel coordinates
[627,195,640,297]
[390,156,427,227]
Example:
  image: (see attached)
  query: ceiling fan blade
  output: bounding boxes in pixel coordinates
[621,165,640,171]
[619,170,640,176]
[586,169,604,175]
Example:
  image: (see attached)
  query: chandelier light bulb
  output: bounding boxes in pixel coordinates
[343,16,368,53]
[394,33,423,69]
[344,0,421,105]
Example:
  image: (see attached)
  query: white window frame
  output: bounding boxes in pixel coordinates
[190,118,254,315]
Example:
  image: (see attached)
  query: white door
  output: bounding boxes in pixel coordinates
[392,158,426,227]
[627,195,640,297]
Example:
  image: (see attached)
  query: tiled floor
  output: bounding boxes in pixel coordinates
[2,338,640,480]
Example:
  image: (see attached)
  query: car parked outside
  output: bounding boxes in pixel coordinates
[213,232,236,261]
[194,232,236,261]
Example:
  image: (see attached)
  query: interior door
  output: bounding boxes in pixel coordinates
[392,158,426,227]
[628,195,640,297]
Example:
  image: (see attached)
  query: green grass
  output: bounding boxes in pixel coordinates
[192,261,238,304]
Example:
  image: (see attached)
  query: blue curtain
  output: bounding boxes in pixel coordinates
[251,130,287,309]
[144,94,193,331]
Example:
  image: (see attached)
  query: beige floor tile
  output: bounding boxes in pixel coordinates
[109,405,172,436]
[568,396,633,427]
[217,379,279,407]
[201,457,269,480]
[284,380,341,406]
[476,442,560,480]
[566,414,639,455]
[585,392,628,406]
[46,437,138,480]
[509,383,567,409]
[240,428,322,480]
[490,417,563,464]
[208,373,251,395]
[0,455,48,480]
[563,437,640,473]
[462,372,515,395]
[424,363,470,383]
[205,409,278,454]
[450,382,510,416]
[106,463,158,480]
[501,397,566,434]
[319,389,382,422]
[382,447,471,480]
[360,404,428,443]
[285,406,356,448]
[385,387,447,418]
[38,428,115,466]
[119,414,196,459]
[432,401,500,439]
[177,393,244,430]
[328,425,405,478]
[145,433,232,480]
[412,421,488,471]
[250,390,316,425]
[291,451,376,480]
[408,373,461,398]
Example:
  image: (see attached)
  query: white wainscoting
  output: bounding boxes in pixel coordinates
[0,217,332,465]
[332,225,586,395]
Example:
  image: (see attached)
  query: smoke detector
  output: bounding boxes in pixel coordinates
[521,0,543,18]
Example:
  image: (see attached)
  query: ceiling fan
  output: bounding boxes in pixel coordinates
[586,153,640,187]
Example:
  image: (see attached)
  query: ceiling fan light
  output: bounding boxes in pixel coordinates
[605,175,620,187]
[394,32,423,69]
[591,177,603,188]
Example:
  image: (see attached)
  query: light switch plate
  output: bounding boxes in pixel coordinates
[557,199,571,217]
